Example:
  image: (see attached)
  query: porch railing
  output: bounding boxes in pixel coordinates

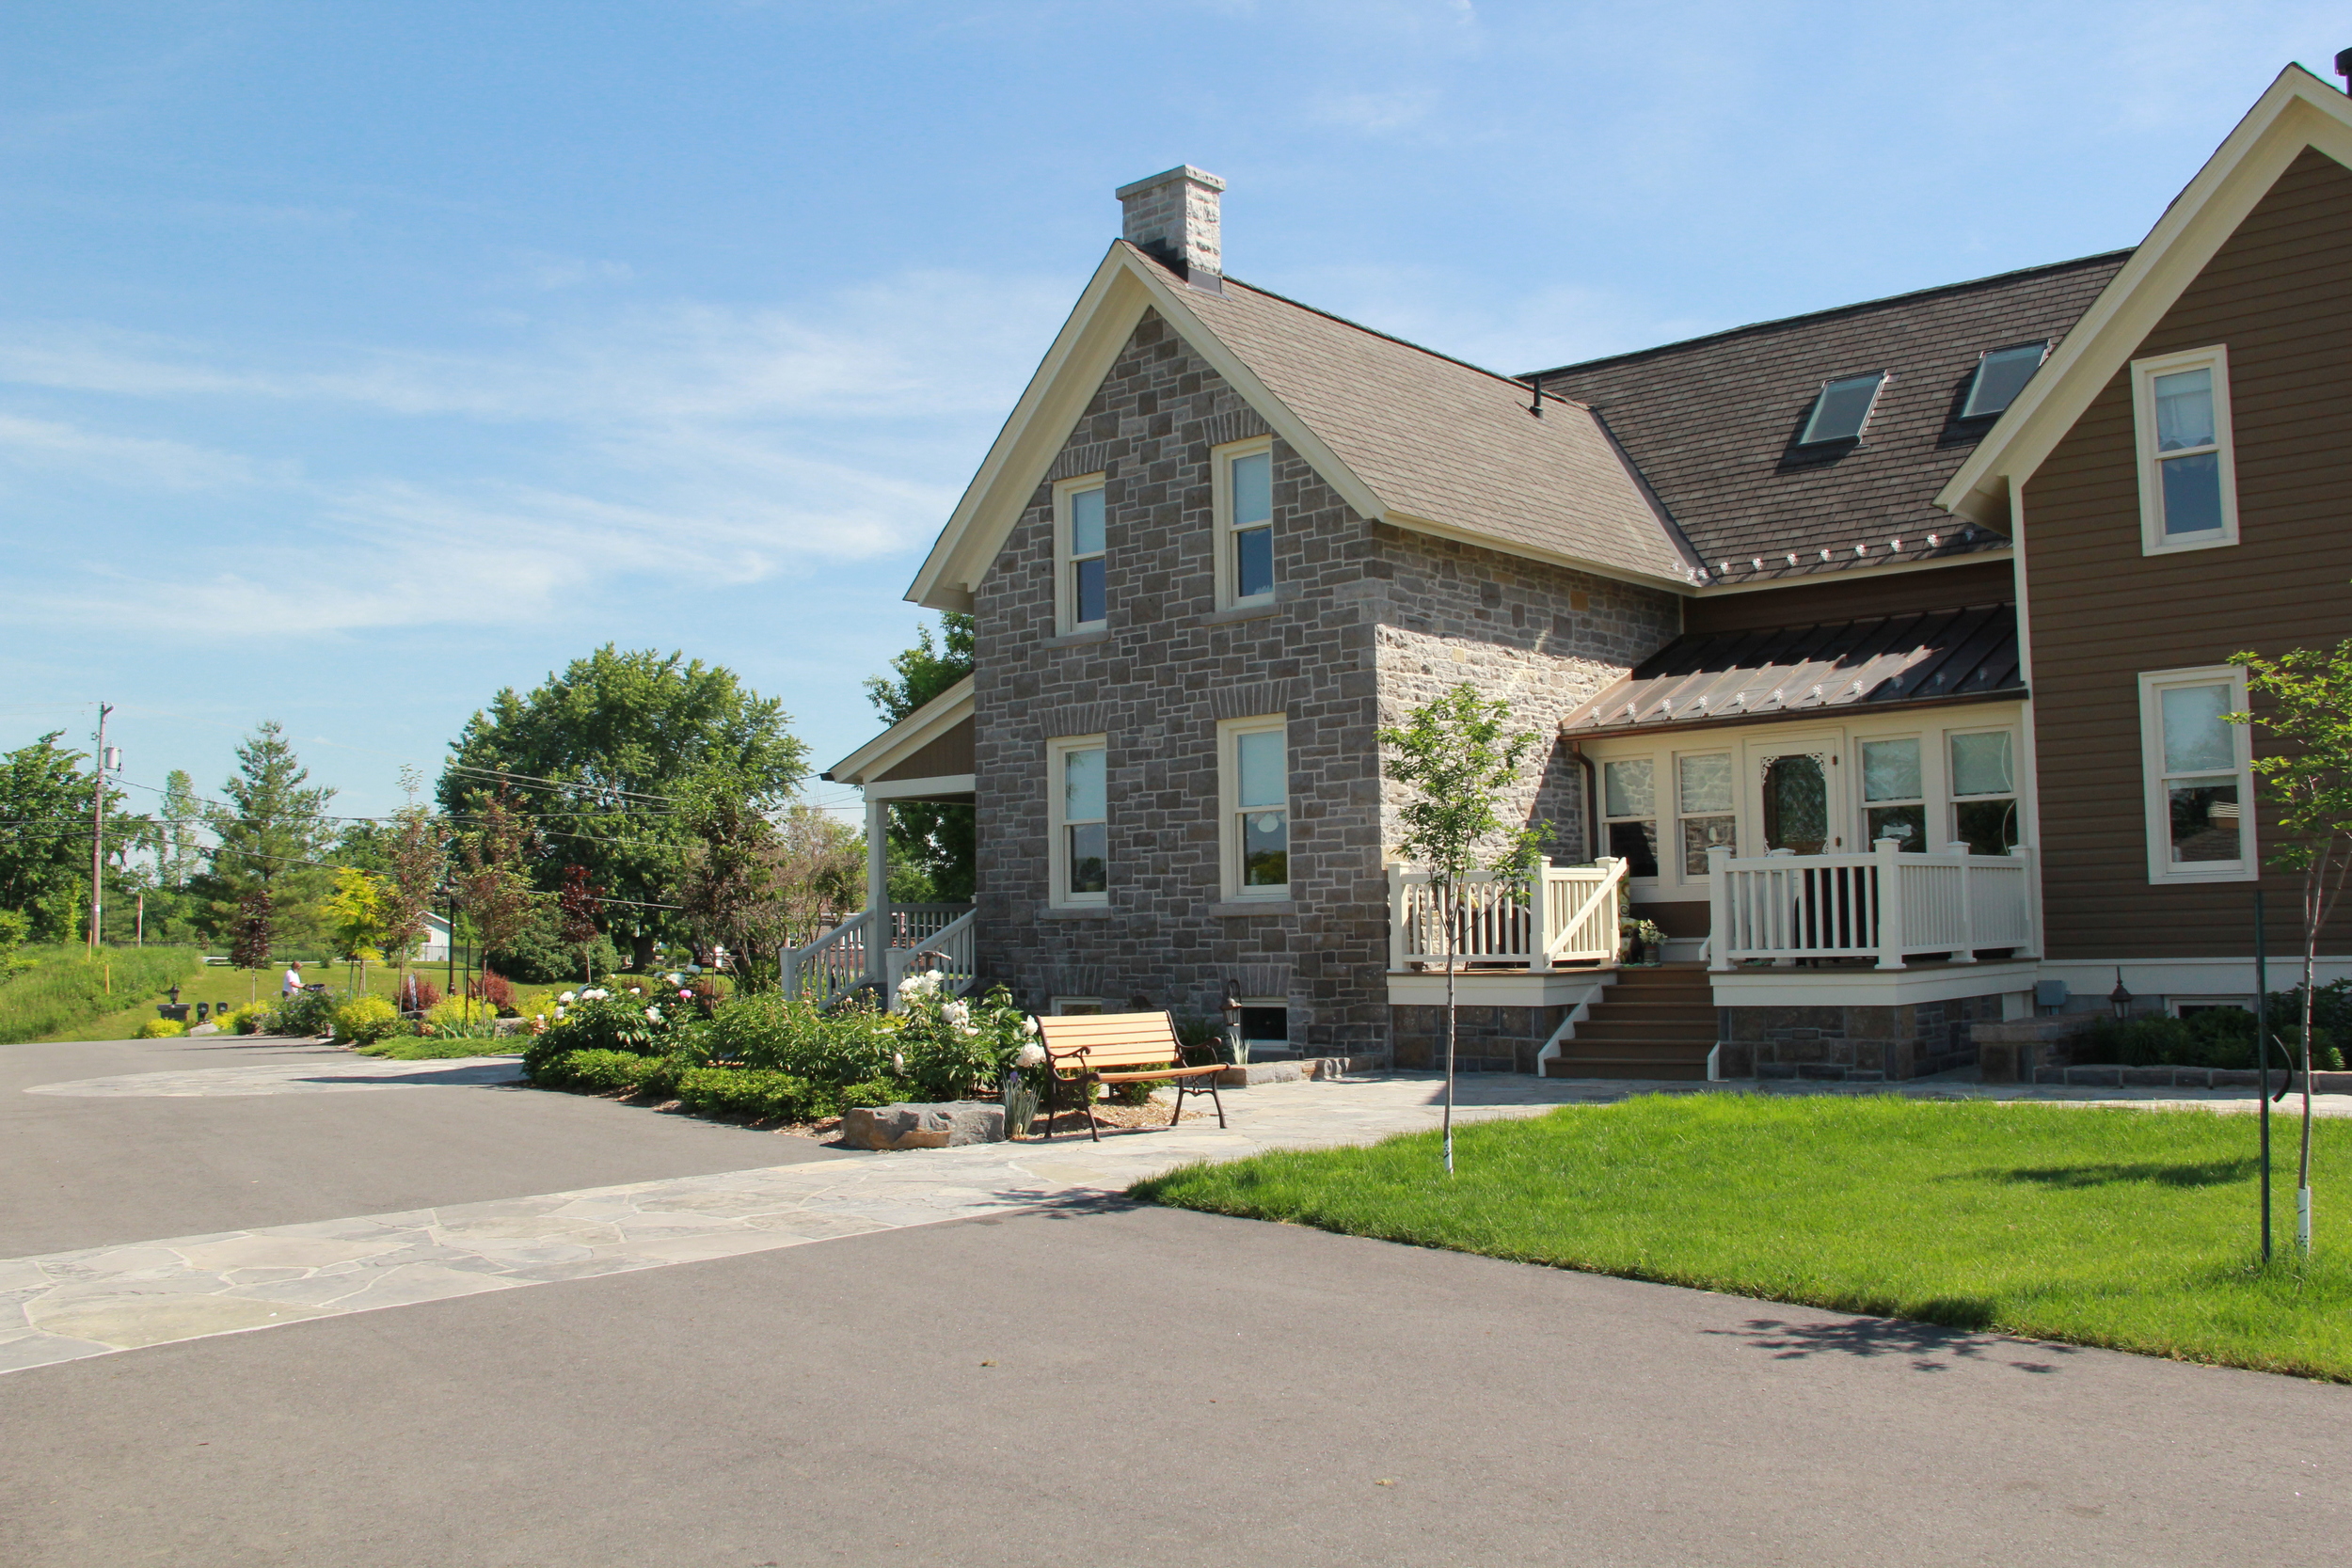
[779,910,871,1009]
[1388,858,1628,971]
[887,908,977,1009]
[1707,840,2037,971]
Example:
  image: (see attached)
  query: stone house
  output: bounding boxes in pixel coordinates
[812,64,2352,1082]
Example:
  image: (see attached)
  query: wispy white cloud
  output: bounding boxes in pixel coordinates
[0,412,278,490]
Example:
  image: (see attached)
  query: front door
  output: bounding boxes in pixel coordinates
[1746,737,1843,855]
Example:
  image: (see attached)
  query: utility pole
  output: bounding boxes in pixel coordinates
[87,704,112,957]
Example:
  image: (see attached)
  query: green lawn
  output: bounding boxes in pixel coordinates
[0,946,205,1044]
[1133,1094,2352,1381]
[40,958,454,1041]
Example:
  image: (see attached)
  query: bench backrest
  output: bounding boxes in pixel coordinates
[1034,1010,1183,1070]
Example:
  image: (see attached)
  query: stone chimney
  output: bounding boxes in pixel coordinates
[1117,166,1226,282]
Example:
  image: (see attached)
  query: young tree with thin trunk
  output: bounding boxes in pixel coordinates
[230,888,274,1005]
[377,768,449,1002]
[2231,639,2352,1254]
[557,864,602,986]
[1379,685,1548,1174]
[451,788,540,999]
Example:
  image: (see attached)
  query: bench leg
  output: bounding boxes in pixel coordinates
[1084,1074,1102,1142]
[1205,1077,1225,1130]
[1168,1076,1185,1129]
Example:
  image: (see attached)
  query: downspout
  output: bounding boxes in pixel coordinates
[1568,737,1600,863]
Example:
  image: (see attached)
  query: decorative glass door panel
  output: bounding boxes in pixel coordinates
[1748,742,1839,856]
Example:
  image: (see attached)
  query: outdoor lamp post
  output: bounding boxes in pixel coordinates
[1221,993,1243,1067]
[2108,968,2134,1021]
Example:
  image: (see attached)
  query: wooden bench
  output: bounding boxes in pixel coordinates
[1032,1011,1226,1142]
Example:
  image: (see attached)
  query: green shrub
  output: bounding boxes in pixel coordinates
[221,1002,272,1036]
[332,994,403,1045]
[267,988,338,1037]
[532,1047,681,1097]
[425,996,498,1033]
[135,1016,186,1038]
[2077,986,2349,1072]
[528,987,688,1059]
[675,1065,825,1122]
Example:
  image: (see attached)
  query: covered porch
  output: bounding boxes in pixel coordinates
[789,677,977,1007]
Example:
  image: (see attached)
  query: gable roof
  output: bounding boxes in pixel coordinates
[906,243,1699,611]
[1536,253,2126,589]
[1560,603,2023,738]
[1940,65,2352,523]
[822,676,974,787]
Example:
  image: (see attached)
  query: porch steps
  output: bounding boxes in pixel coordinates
[1544,965,1718,1082]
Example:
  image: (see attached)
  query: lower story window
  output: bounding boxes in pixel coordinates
[1861,736,1927,850]
[1224,718,1290,897]
[1601,757,1659,878]
[1676,752,1735,875]
[2139,666,2253,880]
[1947,730,2018,856]
[1051,738,1107,905]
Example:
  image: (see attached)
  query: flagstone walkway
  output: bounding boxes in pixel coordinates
[7,1053,2346,1376]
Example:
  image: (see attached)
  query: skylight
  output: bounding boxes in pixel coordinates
[1961,341,2049,419]
[1799,372,1885,445]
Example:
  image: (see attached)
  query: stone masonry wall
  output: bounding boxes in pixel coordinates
[968,309,1685,1064]
[1391,1003,1572,1075]
[1717,992,2008,1082]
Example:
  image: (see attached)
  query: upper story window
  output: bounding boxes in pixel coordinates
[1049,736,1107,906]
[2138,666,2253,882]
[1056,476,1107,632]
[1220,717,1289,899]
[1961,341,2048,420]
[1215,437,1275,610]
[2131,347,2238,554]
[1799,372,1886,445]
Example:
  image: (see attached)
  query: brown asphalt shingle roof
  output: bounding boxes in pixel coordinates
[1533,252,2130,585]
[1136,245,1701,586]
[1560,603,2024,736]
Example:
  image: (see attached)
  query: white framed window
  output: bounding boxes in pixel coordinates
[1599,757,1660,879]
[1218,716,1289,900]
[1055,474,1108,632]
[2131,346,2238,554]
[1674,752,1735,877]
[1051,996,1104,1016]
[1047,736,1108,907]
[2138,666,2254,882]
[1858,735,1927,852]
[1214,436,1275,610]
[1947,729,2020,856]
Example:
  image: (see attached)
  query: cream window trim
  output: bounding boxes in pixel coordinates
[1046,734,1108,909]
[1053,474,1107,635]
[1670,747,1736,885]
[1212,436,1276,612]
[2137,665,2255,884]
[2131,345,2239,556]
[1217,714,1290,902]
[1050,996,1104,1016]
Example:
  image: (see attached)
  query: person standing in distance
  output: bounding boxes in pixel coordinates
[282,959,303,996]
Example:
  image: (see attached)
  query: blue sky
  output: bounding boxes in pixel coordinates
[0,0,2339,828]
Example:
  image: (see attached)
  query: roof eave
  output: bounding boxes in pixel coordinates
[823,676,976,786]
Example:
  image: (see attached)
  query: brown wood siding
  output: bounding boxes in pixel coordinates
[875,714,975,784]
[2026,146,2352,960]
[1682,558,2012,634]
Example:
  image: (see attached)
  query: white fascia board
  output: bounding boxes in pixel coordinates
[1709,960,2040,1010]
[905,251,1155,612]
[1936,66,2352,525]
[822,676,974,786]
[1385,971,1613,1008]
[1685,546,2014,601]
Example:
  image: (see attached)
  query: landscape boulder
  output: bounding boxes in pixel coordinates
[839,1101,1006,1151]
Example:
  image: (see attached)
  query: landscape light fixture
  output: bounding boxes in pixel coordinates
[2108,968,2134,1021]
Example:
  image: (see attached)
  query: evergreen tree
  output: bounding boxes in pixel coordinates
[201,721,336,951]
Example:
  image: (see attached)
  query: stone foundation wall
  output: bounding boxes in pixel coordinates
[1716,993,2008,1082]
[1390,1004,1569,1075]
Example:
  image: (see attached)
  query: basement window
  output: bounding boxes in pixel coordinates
[1962,341,2048,419]
[1799,372,1885,445]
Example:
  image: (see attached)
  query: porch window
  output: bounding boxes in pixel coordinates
[2138,667,2253,881]
[2131,347,2237,553]
[1057,476,1108,631]
[1948,731,2019,855]
[1221,717,1290,899]
[1676,752,1735,876]
[1600,758,1659,879]
[1216,438,1276,609]
[1048,736,1107,906]
[1860,737,1926,851]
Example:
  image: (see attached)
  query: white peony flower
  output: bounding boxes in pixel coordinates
[941,999,971,1028]
[1014,1042,1047,1069]
[645,1006,662,1022]
[554,1006,566,1021]
[1019,1016,1039,1037]
[559,991,576,1004]
[629,987,643,995]
[890,1051,905,1077]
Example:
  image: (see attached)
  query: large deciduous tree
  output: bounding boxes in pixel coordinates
[864,614,975,902]
[0,733,139,942]
[438,646,807,969]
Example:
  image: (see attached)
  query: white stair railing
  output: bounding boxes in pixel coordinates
[1389,858,1625,970]
[779,911,872,1010]
[887,908,977,1009]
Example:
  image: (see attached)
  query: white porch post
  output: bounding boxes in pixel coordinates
[1873,836,1907,971]
[1387,863,1408,972]
[1531,859,1555,972]
[865,795,891,990]
[1706,845,1733,972]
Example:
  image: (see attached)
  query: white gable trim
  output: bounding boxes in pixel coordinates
[1938,66,2352,526]
[906,245,1387,613]
[822,676,974,787]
